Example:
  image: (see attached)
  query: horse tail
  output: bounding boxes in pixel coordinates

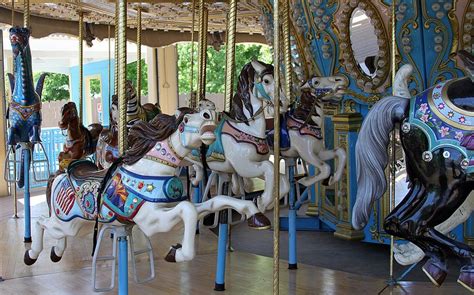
[352,96,409,230]
[92,157,123,256]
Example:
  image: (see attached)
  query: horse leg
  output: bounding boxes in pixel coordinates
[297,152,331,188]
[134,202,198,263]
[232,159,289,212]
[30,124,41,144]
[51,237,67,262]
[384,183,450,286]
[195,195,271,229]
[318,148,347,185]
[25,217,46,265]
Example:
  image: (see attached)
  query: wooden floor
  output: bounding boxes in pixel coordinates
[0,191,470,294]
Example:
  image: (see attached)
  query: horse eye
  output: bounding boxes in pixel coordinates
[184,117,189,124]
[264,79,269,84]
[313,80,319,85]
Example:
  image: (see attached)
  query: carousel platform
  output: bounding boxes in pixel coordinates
[0,190,469,294]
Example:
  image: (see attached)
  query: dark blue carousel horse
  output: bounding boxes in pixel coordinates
[5,27,47,188]
[353,56,474,291]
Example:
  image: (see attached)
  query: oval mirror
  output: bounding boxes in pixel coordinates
[349,8,380,78]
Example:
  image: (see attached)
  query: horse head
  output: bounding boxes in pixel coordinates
[9,26,30,57]
[125,80,136,98]
[301,75,348,103]
[179,108,217,148]
[109,94,119,125]
[58,102,79,130]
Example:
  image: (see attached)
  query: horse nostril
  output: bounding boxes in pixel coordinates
[203,112,211,119]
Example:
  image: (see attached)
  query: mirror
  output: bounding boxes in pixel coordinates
[349,8,380,78]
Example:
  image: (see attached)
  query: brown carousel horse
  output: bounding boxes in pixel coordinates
[57,101,103,172]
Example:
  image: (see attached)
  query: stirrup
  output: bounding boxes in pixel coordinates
[4,146,20,183]
[31,142,50,182]
[129,228,155,284]
[92,225,120,292]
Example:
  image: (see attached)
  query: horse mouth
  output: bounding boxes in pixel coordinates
[200,124,216,144]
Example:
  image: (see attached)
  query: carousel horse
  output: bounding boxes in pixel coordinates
[96,81,161,169]
[5,27,47,188]
[394,50,474,266]
[352,58,474,291]
[187,60,290,219]
[57,101,103,171]
[25,107,269,265]
[266,75,348,187]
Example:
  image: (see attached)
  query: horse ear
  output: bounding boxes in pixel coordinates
[251,60,266,76]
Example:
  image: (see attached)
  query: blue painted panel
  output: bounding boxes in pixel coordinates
[70,59,115,127]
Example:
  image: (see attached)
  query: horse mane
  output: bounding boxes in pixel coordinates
[122,107,195,165]
[292,90,320,126]
[228,61,274,125]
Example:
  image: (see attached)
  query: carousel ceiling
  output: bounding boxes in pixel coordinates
[0,0,264,35]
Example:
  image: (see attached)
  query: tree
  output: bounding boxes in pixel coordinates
[177,43,272,94]
[126,59,148,96]
[33,72,70,102]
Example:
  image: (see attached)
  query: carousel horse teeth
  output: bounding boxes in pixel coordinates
[247,213,271,230]
[23,250,37,266]
[50,247,62,263]
[458,265,474,292]
[422,259,448,287]
[164,243,182,263]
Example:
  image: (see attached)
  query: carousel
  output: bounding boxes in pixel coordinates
[0,0,472,294]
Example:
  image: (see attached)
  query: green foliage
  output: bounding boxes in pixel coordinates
[177,43,272,94]
[33,72,70,102]
[89,78,101,97]
[126,59,148,96]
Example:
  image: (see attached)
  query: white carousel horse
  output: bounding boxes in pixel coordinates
[25,108,267,265]
[269,75,349,187]
[186,60,290,215]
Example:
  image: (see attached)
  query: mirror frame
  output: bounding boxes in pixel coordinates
[336,0,391,94]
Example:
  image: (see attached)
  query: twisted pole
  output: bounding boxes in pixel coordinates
[23,0,29,28]
[196,0,208,103]
[114,0,119,95]
[117,0,127,154]
[273,0,282,294]
[136,5,142,103]
[189,0,196,106]
[223,0,237,112]
[78,10,84,121]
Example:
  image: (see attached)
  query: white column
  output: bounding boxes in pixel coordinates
[145,47,158,105]
[157,45,178,115]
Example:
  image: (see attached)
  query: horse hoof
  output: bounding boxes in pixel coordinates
[24,250,37,266]
[458,265,474,292]
[321,175,333,186]
[422,259,447,287]
[164,244,182,263]
[50,247,62,263]
[248,213,271,230]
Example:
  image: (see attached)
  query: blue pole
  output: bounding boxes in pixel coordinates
[193,183,201,234]
[214,210,228,291]
[24,148,31,243]
[288,164,297,269]
[294,187,309,211]
[118,236,128,295]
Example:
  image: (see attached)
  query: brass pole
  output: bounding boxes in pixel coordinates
[136,5,142,103]
[223,0,237,113]
[189,0,196,106]
[282,1,292,112]
[114,0,119,96]
[118,0,127,154]
[11,0,14,26]
[23,0,29,28]
[273,0,282,294]
[108,24,111,111]
[78,11,84,122]
[389,0,397,281]
[196,0,208,102]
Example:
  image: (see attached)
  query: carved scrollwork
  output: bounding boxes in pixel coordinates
[336,0,391,95]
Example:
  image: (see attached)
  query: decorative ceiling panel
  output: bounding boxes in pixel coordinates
[0,0,264,35]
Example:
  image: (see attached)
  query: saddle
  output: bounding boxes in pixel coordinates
[67,159,108,182]
[266,115,291,150]
[446,78,474,112]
